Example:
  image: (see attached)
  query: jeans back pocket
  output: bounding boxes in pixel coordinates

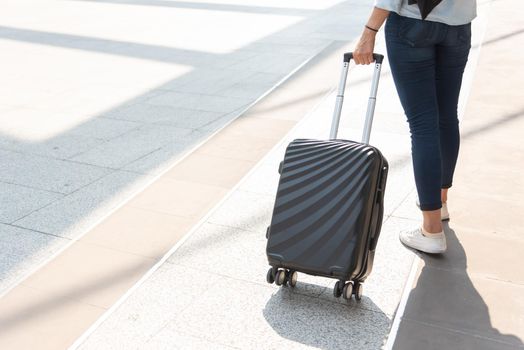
[398,16,432,47]
[458,23,472,45]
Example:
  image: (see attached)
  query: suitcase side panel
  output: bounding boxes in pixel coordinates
[354,158,388,281]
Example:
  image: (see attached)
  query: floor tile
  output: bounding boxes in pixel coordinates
[0,149,110,194]
[163,153,255,188]
[128,177,228,219]
[22,241,154,309]
[403,266,524,346]
[70,124,193,169]
[173,276,391,350]
[0,182,63,223]
[0,224,68,295]
[82,206,194,259]
[144,91,251,114]
[423,224,524,285]
[77,264,221,350]
[206,190,275,233]
[393,319,523,350]
[14,171,152,238]
[194,132,277,162]
[104,103,224,129]
[0,286,105,350]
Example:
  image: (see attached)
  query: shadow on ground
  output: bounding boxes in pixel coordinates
[393,223,524,349]
[263,282,390,350]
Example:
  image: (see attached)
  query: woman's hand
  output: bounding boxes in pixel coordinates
[353,28,377,65]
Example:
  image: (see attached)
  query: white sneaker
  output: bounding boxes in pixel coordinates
[399,227,447,254]
[415,200,450,221]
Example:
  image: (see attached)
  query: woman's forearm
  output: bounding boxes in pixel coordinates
[367,7,390,31]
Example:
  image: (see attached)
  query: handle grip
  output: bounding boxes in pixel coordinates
[343,52,384,64]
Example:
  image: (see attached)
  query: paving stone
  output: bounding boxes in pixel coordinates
[0,224,68,296]
[0,182,63,223]
[0,110,109,159]
[162,68,256,96]
[206,190,275,233]
[121,139,204,176]
[0,149,111,194]
[143,329,238,350]
[197,109,249,132]
[390,190,420,222]
[70,124,194,169]
[227,52,312,75]
[173,277,391,350]
[104,103,224,129]
[0,285,105,350]
[393,319,523,350]
[66,117,142,141]
[403,267,524,347]
[78,264,222,350]
[143,91,252,114]
[22,241,154,309]
[424,224,524,285]
[13,171,153,238]
[238,161,281,196]
[127,177,228,219]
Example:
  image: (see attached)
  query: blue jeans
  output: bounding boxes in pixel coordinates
[385,12,472,211]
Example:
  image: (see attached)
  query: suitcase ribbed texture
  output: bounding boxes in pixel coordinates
[266,138,386,279]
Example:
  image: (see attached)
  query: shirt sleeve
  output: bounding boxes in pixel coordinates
[374,0,403,12]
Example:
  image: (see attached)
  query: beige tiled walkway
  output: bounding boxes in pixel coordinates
[0,42,349,349]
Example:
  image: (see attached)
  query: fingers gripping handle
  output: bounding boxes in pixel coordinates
[344,52,384,64]
[330,52,383,142]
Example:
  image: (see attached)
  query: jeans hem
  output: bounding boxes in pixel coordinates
[420,203,442,211]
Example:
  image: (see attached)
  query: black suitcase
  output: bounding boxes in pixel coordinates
[265,53,389,301]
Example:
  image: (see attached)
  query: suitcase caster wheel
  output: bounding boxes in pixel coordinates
[354,282,363,301]
[343,282,354,300]
[275,270,286,286]
[333,281,343,298]
[288,270,298,288]
[266,267,276,284]
[278,161,284,174]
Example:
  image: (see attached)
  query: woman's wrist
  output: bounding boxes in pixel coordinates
[363,27,378,37]
[365,25,379,33]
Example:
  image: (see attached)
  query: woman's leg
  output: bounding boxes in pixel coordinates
[436,23,472,196]
[385,14,443,233]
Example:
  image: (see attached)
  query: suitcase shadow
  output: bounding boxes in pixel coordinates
[262,283,391,350]
[392,222,524,348]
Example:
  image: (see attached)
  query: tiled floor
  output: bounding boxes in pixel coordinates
[74,33,423,349]
[0,35,356,349]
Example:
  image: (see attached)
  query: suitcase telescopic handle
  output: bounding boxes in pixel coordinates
[329,52,384,144]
